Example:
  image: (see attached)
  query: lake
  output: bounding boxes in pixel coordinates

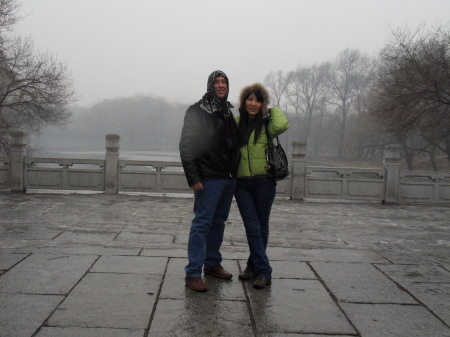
[28,135,181,162]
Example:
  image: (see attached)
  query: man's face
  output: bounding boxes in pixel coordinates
[213,76,228,100]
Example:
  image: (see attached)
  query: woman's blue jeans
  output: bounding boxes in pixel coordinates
[185,178,236,277]
[235,177,276,279]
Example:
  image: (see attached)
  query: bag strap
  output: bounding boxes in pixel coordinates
[264,119,273,146]
[264,110,280,147]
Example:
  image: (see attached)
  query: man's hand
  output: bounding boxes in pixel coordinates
[191,182,203,191]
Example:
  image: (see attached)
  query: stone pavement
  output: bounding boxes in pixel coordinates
[0,191,449,337]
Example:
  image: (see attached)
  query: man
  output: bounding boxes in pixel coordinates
[179,70,240,292]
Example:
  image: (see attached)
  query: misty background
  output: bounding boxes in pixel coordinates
[11,0,450,169]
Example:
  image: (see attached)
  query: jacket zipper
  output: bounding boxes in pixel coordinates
[247,144,253,176]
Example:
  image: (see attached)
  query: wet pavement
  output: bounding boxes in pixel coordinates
[0,191,449,337]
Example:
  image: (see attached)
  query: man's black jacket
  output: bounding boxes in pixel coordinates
[179,100,240,187]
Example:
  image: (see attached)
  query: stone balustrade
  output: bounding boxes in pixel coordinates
[1,131,449,204]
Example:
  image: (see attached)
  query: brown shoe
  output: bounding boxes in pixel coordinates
[253,277,271,289]
[204,265,233,279]
[239,267,255,280]
[185,277,208,292]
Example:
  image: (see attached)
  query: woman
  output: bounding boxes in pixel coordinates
[234,83,289,289]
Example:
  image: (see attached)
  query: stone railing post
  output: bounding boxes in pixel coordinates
[105,134,120,194]
[290,141,306,201]
[383,144,401,204]
[10,131,27,192]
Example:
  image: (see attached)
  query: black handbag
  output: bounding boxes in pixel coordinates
[264,119,288,181]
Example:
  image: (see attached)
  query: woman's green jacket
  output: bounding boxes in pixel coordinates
[235,107,290,179]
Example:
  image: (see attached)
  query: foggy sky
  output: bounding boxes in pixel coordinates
[15,0,450,107]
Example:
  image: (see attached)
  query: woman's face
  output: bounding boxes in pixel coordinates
[245,93,263,117]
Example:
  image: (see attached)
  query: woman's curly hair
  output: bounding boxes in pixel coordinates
[237,83,271,147]
[238,82,270,117]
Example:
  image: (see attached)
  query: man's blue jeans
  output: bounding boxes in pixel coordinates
[234,177,276,279]
[185,178,236,277]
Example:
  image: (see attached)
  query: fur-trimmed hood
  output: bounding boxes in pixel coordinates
[238,82,270,118]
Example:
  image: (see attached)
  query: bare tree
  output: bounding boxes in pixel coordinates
[312,97,328,156]
[328,48,373,159]
[0,0,19,34]
[264,70,288,108]
[368,24,450,167]
[0,0,77,154]
[284,69,304,140]
[285,63,331,147]
[349,57,378,160]
[263,70,292,152]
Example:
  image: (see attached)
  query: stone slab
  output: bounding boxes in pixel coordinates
[376,263,450,283]
[341,303,450,337]
[48,272,160,329]
[115,231,174,244]
[0,229,60,240]
[100,240,180,249]
[90,255,168,275]
[149,298,253,336]
[269,247,387,263]
[400,282,450,326]
[0,293,64,337]
[173,235,189,245]
[0,192,449,337]
[262,335,354,337]
[375,245,450,266]
[247,279,355,335]
[312,262,417,304]
[49,222,127,233]
[270,260,316,279]
[377,262,450,324]
[0,254,98,294]
[0,237,49,250]
[0,253,28,271]
[35,327,144,337]
[51,232,117,244]
[219,244,254,259]
[0,248,17,255]
[15,245,140,256]
[141,247,187,258]
[258,333,355,337]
